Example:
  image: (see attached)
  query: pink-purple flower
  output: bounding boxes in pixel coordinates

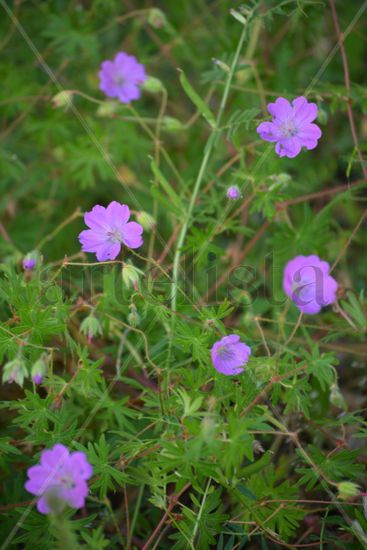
[99,52,147,103]
[23,257,36,270]
[226,186,241,200]
[256,96,322,158]
[211,334,251,375]
[78,201,143,262]
[283,255,338,314]
[24,444,93,514]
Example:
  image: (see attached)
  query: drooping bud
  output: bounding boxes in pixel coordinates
[330,383,347,410]
[337,481,360,500]
[80,313,103,343]
[2,357,28,387]
[122,263,142,291]
[96,100,120,117]
[136,211,156,231]
[212,58,230,73]
[52,90,73,109]
[127,304,140,327]
[31,354,48,385]
[147,8,167,28]
[141,76,164,94]
[22,251,41,272]
[161,116,184,133]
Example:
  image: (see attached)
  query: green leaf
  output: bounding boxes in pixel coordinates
[179,70,216,127]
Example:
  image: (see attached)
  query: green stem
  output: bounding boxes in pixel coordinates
[170,24,247,313]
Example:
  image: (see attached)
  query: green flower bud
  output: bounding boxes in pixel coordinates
[80,313,103,343]
[147,8,167,28]
[128,304,140,327]
[161,116,184,133]
[2,357,28,387]
[122,263,141,290]
[96,100,120,117]
[141,76,164,94]
[212,58,230,73]
[338,481,360,500]
[136,211,156,231]
[31,354,48,385]
[330,383,347,410]
[230,9,247,25]
[52,90,73,109]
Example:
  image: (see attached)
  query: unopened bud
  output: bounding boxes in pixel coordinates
[142,76,164,94]
[2,357,28,387]
[31,354,48,385]
[338,481,360,500]
[96,100,120,117]
[330,383,347,410]
[122,263,141,290]
[230,9,247,25]
[52,90,73,109]
[147,8,167,28]
[212,58,230,73]
[161,116,184,133]
[136,211,156,231]
[80,313,103,343]
[22,251,39,271]
[128,304,140,327]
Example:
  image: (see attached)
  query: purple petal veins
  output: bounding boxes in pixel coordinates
[78,201,143,262]
[211,334,251,375]
[99,52,147,104]
[24,443,93,514]
[283,255,338,314]
[256,96,322,158]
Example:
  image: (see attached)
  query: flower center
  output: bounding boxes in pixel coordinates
[217,345,235,360]
[280,120,298,138]
[114,74,125,87]
[58,475,75,489]
[107,228,122,243]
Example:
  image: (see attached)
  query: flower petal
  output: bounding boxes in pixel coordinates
[121,221,143,249]
[106,201,130,227]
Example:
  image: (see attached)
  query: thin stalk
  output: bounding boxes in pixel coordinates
[171,24,247,313]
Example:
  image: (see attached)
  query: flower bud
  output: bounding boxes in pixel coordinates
[212,58,230,73]
[128,304,140,327]
[122,263,141,290]
[136,211,156,231]
[147,8,167,28]
[23,251,39,271]
[31,354,48,385]
[338,481,360,500]
[230,9,247,25]
[141,76,164,94]
[226,185,241,200]
[2,357,28,387]
[96,100,120,117]
[161,116,184,133]
[80,313,103,343]
[52,90,73,109]
[330,383,347,410]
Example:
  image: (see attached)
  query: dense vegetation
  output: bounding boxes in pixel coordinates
[0,1,366,548]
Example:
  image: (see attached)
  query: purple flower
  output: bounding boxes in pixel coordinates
[32,373,43,385]
[25,444,93,515]
[78,201,143,262]
[99,52,147,104]
[211,334,251,375]
[283,255,338,314]
[226,186,241,200]
[23,258,36,270]
[256,96,322,158]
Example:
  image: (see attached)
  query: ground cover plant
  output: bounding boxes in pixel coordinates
[0,0,367,548]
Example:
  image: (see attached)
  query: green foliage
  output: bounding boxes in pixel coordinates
[1,1,367,549]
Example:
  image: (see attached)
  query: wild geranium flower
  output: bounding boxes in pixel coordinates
[211,334,251,375]
[25,444,93,514]
[78,201,143,262]
[256,96,322,158]
[99,52,147,103]
[283,255,338,314]
[226,186,241,200]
